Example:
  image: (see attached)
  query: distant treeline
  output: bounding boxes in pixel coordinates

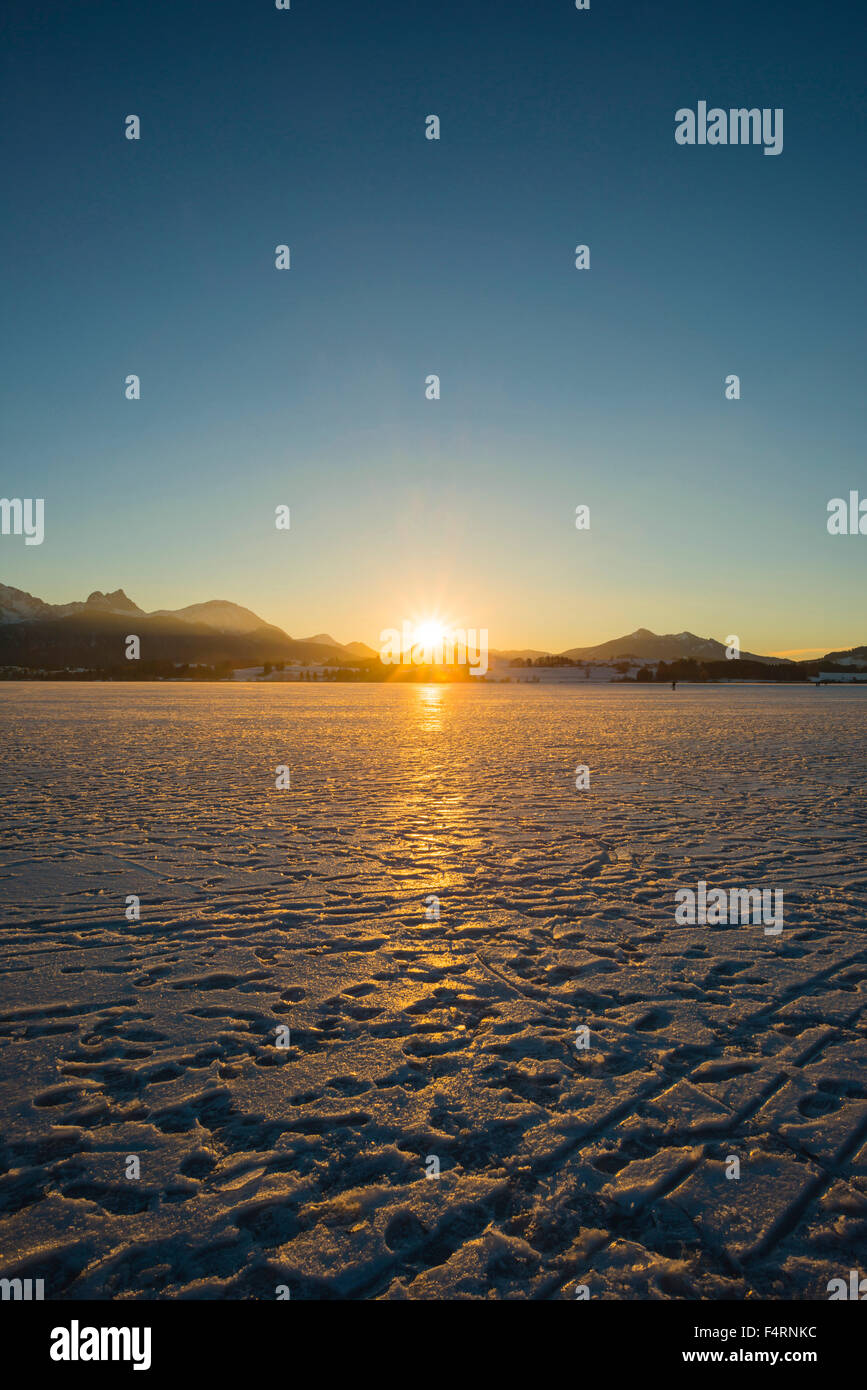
[635,659,806,682]
[2,656,862,684]
[0,659,476,683]
[0,660,236,681]
[509,655,807,680]
[511,655,865,682]
[510,655,583,667]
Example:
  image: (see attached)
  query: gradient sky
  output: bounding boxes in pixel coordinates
[2,0,865,655]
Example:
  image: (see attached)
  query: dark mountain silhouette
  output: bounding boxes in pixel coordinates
[558,628,787,665]
[0,584,362,670]
[820,644,867,666]
[0,583,144,624]
[0,611,350,670]
[149,600,270,633]
[1,585,860,674]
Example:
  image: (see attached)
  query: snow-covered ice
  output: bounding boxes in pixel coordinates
[0,682,864,1300]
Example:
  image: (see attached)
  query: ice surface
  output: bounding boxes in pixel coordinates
[0,683,864,1299]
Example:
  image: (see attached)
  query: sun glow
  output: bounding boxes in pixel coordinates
[377,610,489,676]
[411,619,451,651]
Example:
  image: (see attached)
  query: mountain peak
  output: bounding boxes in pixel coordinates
[558,627,784,665]
[85,589,142,614]
[150,600,275,634]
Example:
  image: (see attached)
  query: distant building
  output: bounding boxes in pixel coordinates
[809,672,867,684]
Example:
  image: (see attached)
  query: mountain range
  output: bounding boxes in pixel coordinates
[0,584,378,670]
[558,628,783,664]
[0,583,861,673]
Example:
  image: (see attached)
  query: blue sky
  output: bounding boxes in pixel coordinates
[2,0,865,654]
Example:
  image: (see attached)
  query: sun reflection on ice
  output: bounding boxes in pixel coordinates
[417,682,445,733]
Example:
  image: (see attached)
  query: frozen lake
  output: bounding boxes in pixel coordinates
[1,682,865,1298]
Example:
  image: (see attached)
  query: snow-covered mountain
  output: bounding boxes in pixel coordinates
[0,583,376,667]
[559,628,787,665]
[0,583,143,624]
[149,600,271,634]
[2,587,854,670]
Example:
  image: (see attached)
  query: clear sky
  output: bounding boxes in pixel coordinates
[2,0,865,656]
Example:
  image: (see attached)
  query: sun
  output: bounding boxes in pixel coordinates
[412,619,450,650]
